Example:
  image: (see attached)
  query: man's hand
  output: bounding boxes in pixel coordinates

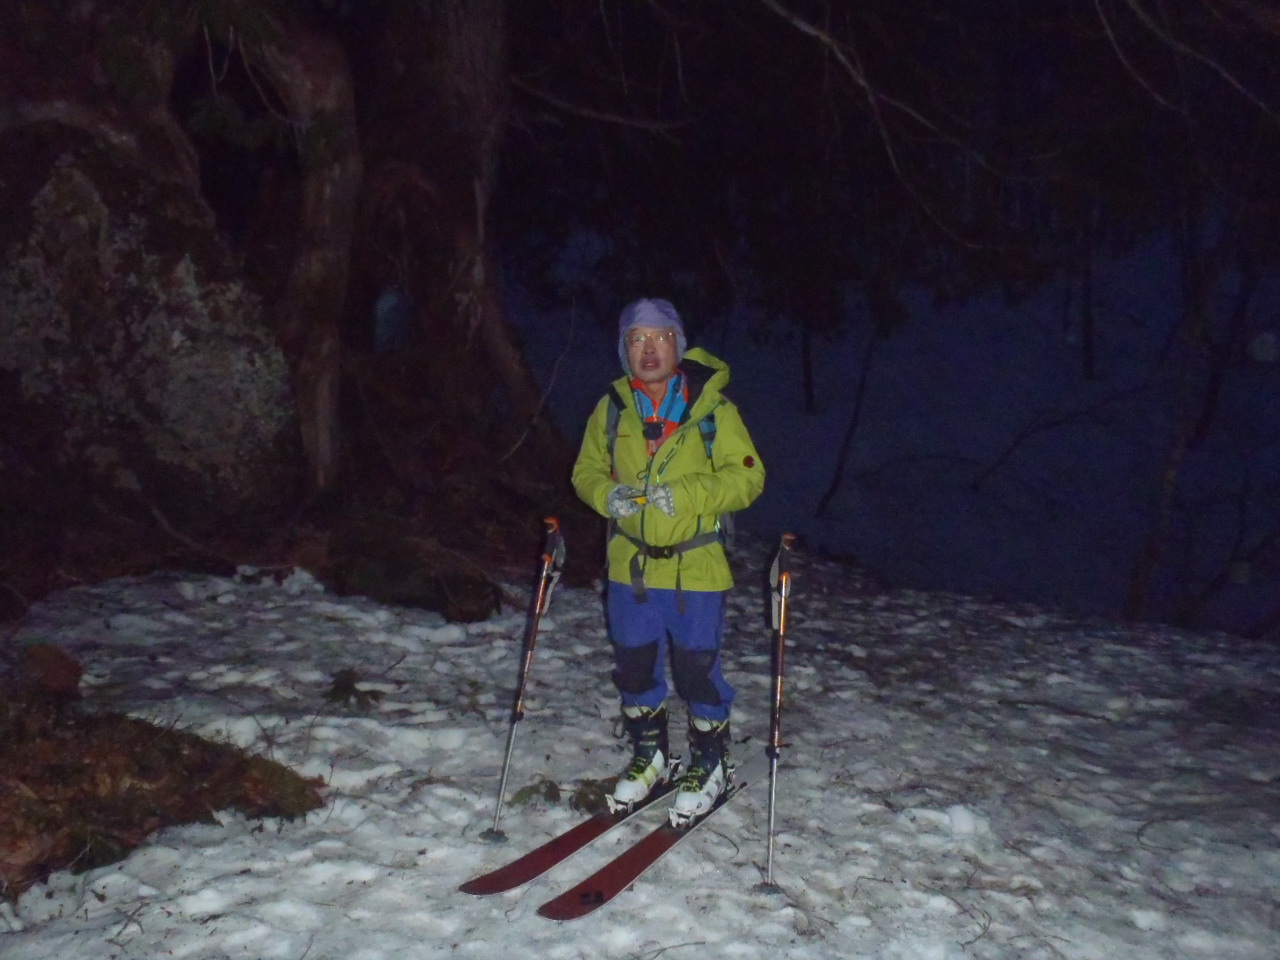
[645,483,677,517]
[606,485,646,519]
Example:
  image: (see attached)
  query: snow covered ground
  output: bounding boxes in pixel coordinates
[2,536,1278,959]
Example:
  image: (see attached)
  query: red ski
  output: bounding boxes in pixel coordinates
[459,780,677,896]
[536,751,769,921]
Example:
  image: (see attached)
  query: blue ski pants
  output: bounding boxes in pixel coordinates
[606,584,735,722]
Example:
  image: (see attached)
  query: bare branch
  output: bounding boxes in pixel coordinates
[511,75,687,134]
[1215,0,1280,35]
[1113,0,1280,121]
[971,383,1153,492]
[1092,0,1182,112]
[754,0,958,147]
[753,0,984,248]
[498,305,577,464]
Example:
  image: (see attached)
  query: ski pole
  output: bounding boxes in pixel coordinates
[758,532,795,892]
[480,517,565,842]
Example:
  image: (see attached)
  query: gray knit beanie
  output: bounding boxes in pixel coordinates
[617,298,687,374]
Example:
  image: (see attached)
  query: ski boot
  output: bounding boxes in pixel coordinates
[668,716,731,828]
[608,705,673,814]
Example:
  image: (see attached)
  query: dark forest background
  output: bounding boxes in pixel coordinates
[1,0,1277,634]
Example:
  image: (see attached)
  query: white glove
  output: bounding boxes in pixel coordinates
[606,485,645,519]
[645,483,676,517]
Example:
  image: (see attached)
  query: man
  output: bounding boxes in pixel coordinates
[572,297,765,826]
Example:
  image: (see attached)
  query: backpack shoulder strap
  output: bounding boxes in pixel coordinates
[696,396,726,463]
[605,386,627,476]
[698,411,717,462]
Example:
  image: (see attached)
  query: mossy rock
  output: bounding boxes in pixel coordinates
[326,520,499,622]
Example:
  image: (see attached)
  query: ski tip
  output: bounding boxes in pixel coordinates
[537,882,613,922]
[536,897,598,923]
[459,872,527,897]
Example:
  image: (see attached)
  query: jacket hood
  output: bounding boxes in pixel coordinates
[611,347,730,421]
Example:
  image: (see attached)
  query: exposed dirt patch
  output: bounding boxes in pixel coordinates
[0,653,324,903]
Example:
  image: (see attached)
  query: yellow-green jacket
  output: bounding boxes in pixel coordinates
[572,347,765,591]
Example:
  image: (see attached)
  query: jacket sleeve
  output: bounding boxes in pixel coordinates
[571,395,617,517]
[669,400,765,517]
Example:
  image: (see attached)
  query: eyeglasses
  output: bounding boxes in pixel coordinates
[626,330,676,347]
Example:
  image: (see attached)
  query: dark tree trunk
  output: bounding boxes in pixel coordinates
[1123,202,1212,621]
[1080,226,1097,381]
[439,0,569,470]
[801,325,816,415]
[252,22,364,494]
[815,326,878,518]
[1123,419,1192,621]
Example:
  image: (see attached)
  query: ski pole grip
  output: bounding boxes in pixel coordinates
[542,516,565,568]
[770,533,795,631]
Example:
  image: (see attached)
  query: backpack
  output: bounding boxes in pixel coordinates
[604,386,735,549]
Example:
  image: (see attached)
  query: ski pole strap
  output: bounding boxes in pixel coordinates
[769,533,795,630]
[541,517,566,613]
[544,516,565,566]
[615,529,721,605]
[769,555,781,631]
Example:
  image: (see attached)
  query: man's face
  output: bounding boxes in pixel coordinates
[625,326,680,384]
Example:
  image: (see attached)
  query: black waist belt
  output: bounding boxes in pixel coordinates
[616,529,720,606]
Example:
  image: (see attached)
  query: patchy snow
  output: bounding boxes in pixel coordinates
[2,536,1278,959]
